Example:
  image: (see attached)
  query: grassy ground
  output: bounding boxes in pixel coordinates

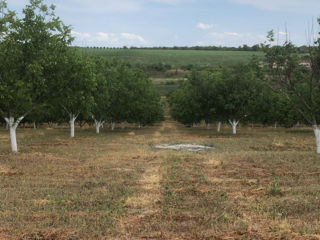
[0,122,320,239]
[81,49,264,68]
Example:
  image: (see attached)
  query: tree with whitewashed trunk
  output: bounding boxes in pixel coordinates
[91,58,110,134]
[53,50,96,138]
[105,63,132,128]
[263,27,320,153]
[216,121,222,132]
[0,0,72,152]
[214,64,261,135]
[168,70,218,127]
[105,61,163,128]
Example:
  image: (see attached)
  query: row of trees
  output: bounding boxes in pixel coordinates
[84,45,310,54]
[169,60,301,131]
[169,26,320,153]
[0,0,163,152]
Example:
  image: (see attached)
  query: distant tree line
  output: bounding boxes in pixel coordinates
[79,45,311,54]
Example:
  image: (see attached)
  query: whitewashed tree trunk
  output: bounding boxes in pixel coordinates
[33,122,36,129]
[96,122,100,134]
[121,122,125,129]
[69,114,77,138]
[4,116,24,153]
[94,119,104,134]
[111,122,115,131]
[274,122,277,128]
[138,123,141,129]
[9,125,18,152]
[217,121,221,132]
[313,126,320,154]
[229,119,239,135]
[206,122,210,129]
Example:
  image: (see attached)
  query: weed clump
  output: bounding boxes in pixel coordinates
[269,182,281,196]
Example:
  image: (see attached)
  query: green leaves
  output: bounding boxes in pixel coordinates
[101,61,163,125]
[263,27,320,126]
[54,50,96,119]
[0,0,72,119]
[169,64,261,126]
[169,80,202,125]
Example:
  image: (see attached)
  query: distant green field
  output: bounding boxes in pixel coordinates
[152,78,185,96]
[81,48,264,67]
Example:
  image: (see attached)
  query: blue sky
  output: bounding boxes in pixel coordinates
[8,0,320,47]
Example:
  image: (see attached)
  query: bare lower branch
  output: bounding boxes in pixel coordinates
[61,104,70,115]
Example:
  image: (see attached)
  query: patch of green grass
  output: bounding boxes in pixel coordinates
[269,182,281,196]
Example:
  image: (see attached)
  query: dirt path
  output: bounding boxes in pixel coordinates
[119,158,161,239]
[118,124,166,239]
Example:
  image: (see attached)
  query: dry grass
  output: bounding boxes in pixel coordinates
[0,122,319,239]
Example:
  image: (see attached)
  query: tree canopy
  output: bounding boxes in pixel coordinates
[0,0,72,151]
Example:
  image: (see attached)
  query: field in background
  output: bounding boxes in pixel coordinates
[81,48,264,96]
[0,122,319,239]
[152,77,186,96]
[81,49,264,68]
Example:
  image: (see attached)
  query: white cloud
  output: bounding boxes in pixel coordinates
[121,33,147,43]
[197,23,214,30]
[197,31,266,47]
[71,31,147,47]
[71,31,91,39]
[230,0,320,13]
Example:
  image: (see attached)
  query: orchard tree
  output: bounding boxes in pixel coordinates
[188,70,220,129]
[263,27,320,153]
[53,50,96,138]
[169,69,221,128]
[126,69,164,126]
[106,63,133,129]
[91,58,110,134]
[106,62,163,128]
[168,81,202,126]
[214,64,261,134]
[0,0,72,152]
[250,85,302,128]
